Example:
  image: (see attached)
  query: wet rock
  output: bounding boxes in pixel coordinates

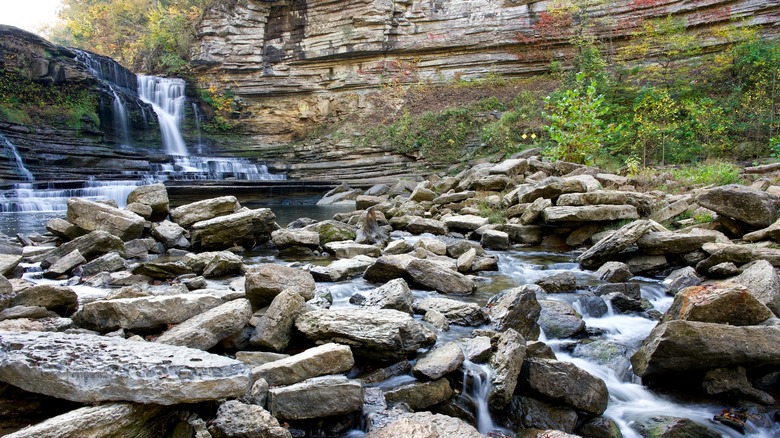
[360,278,413,314]
[415,297,487,326]
[696,184,780,228]
[324,241,381,259]
[594,261,632,283]
[384,378,453,410]
[463,336,492,363]
[509,396,578,433]
[37,230,124,270]
[405,216,447,235]
[245,264,315,308]
[524,358,608,415]
[488,328,526,411]
[578,416,623,438]
[80,252,125,277]
[487,285,542,339]
[406,258,474,294]
[132,260,190,279]
[43,249,85,279]
[423,309,450,331]
[637,231,716,255]
[572,340,633,381]
[663,266,702,295]
[535,272,577,293]
[442,214,489,232]
[577,293,609,318]
[702,366,775,405]
[608,292,645,313]
[543,205,639,223]
[156,298,252,350]
[2,403,166,438]
[310,256,374,282]
[631,320,780,377]
[631,416,721,438]
[74,293,223,332]
[67,198,145,241]
[318,184,361,205]
[208,400,291,438]
[412,342,464,381]
[127,184,169,221]
[170,196,240,228]
[252,343,354,387]
[0,331,249,405]
[662,283,774,326]
[481,229,510,250]
[295,308,436,361]
[249,290,306,352]
[191,208,277,250]
[11,285,78,316]
[578,220,654,269]
[730,260,780,316]
[365,411,482,438]
[235,351,289,369]
[538,300,585,339]
[267,375,363,420]
[150,220,189,249]
[383,239,413,255]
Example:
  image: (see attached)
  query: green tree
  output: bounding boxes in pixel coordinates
[632,88,678,166]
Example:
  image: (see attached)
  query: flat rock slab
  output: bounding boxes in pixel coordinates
[542,205,638,223]
[191,208,277,250]
[696,184,780,228]
[0,331,250,405]
[267,375,363,421]
[67,198,145,241]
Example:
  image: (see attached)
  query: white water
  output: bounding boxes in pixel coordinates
[137,75,188,156]
[154,156,286,181]
[462,360,499,435]
[0,179,150,212]
[1,134,34,181]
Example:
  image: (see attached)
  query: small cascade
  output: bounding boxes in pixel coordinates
[1,134,34,181]
[111,89,131,146]
[0,179,151,213]
[153,156,286,181]
[191,103,205,155]
[137,75,188,156]
[462,360,499,435]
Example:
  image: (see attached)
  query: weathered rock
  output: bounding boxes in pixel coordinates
[324,241,381,259]
[412,342,464,381]
[208,400,291,438]
[150,220,189,249]
[383,378,453,410]
[730,260,780,316]
[535,272,577,293]
[267,375,363,420]
[543,205,639,223]
[252,343,354,386]
[132,260,191,279]
[572,340,633,381]
[415,238,447,255]
[360,278,413,314]
[43,249,85,279]
[433,191,476,205]
[538,300,585,339]
[490,158,528,176]
[524,358,608,415]
[696,184,780,228]
[627,254,668,274]
[303,220,357,244]
[405,217,447,235]
[363,254,416,283]
[488,328,526,411]
[125,202,152,219]
[126,184,169,221]
[156,298,252,350]
[663,283,774,326]
[37,231,124,270]
[595,283,641,300]
[271,228,320,250]
[498,223,544,244]
[250,290,306,352]
[406,258,474,294]
[702,366,775,405]
[443,215,489,231]
[517,177,590,204]
[66,198,145,241]
[415,297,487,326]
[594,261,632,283]
[123,237,157,259]
[191,208,277,250]
[631,416,721,438]
[74,293,223,332]
[557,190,656,212]
[0,306,58,321]
[310,255,374,282]
[11,285,78,316]
[356,195,386,210]
[631,320,780,377]
[244,264,315,308]
[0,331,249,405]
[170,196,240,228]
[651,198,690,223]
[365,411,482,438]
[520,197,552,225]
[456,248,476,272]
[663,266,702,294]
[487,285,542,340]
[481,229,510,250]
[470,174,514,191]
[509,396,578,433]
[45,218,86,241]
[463,336,493,363]
[80,252,125,277]
[295,308,436,361]
[410,185,437,202]
[578,220,653,269]
[578,416,624,438]
[202,251,244,278]
[2,403,166,438]
[636,231,717,255]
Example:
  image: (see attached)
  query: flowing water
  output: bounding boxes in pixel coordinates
[1,133,34,182]
[137,75,189,156]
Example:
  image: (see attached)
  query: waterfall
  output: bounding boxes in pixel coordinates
[462,360,497,435]
[137,75,188,156]
[1,134,34,181]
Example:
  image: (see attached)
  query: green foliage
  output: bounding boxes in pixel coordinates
[671,161,743,186]
[198,86,238,133]
[477,201,506,224]
[771,136,780,159]
[543,72,608,165]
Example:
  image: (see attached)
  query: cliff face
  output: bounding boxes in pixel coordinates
[191,0,780,142]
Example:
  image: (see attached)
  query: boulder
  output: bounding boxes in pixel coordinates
[405,217,447,235]
[42,249,85,279]
[132,260,191,279]
[524,358,608,415]
[662,283,774,326]
[125,202,152,219]
[463,336,493,363]
[0,331,249,405]
[521,197,552,225]
[630,320,780,377]
[74,293,223,332]
[481,229,510,250]
[543,205,639,223]
[470,174,514,191]
[487,285,542,339]
[651,198,690,223]
[355,195,386,210]
[11,285,78,316]
[498,224,544,244]
[412,342,464,381]
[488,328,526,411]
[267,375,363,420]
[415,238,447,256]
[155,298,253,350]
[695,184,780,228]
[126,184,169,220]
[191,208,277,250]
[517,177,592,204]
[66,198,145,242]
[730,260,780,316]
[81,252,125,277]
[631,416,721,438]
[363,254,416,283]
[578,220,653,269]
[702,366,775,405]
[572,340,633,381]
[508,396,578,433]
[594,261,632,283]
[538,300,585,339]
[360,278,414,314]
[355,209,389,245]
[201,251,243,278]
[490,158,528,176]
[252,343,354,387]
[442,215,489,232]
[663,266,702,294]
[170,196,240,228]
[406,258,474,294]
[383,378,454,410]
[324,241,381,259]
[249,290,306,352]
[415,297,487,326]
[45,218,86,241]
[295,308,436,361]
[271,228,320,250]
[535,272,577,293]
[303,220,357,244]
[208,400,291,438]
[365,411,482,438]
[636,231,717,255]
[150,220,189,249]
[409,185,437,202]
[244,264,315,308]
[557,190,656,212]
[310,256,374,282]
[38,231,124,270]
[433,191,476,205]
[0,306,58,321]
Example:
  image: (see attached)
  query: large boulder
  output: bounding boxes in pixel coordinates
[695,184,780,228]
[415,297,487,326]
[155,298,253,350]
[37,230,124,270]
[0,331,250,405]
[67,198,145,241]
[524,358,608,415]
[405,259,474,294]
[244,264,315,308]
[190,208,278,250]
[252,343,354,386]
[170,196,240,228]
[10,285,78,316]
[412,342,464,381]
[267,375,363,420]
[631,320,780,377]
[249,290,306,352]
[730,260,780,316]
[488,328,526,411]
[295,308,436,361]
[577,220,654,270]
[74,294,223,332]
[126,184,169,221]
[662,283,774,326]
[208,400,291,438]
[487,285,542,340]
[542,205,639,223]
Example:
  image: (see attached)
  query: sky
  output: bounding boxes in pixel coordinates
[0,0,63,35]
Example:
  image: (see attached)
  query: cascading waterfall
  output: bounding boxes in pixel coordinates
[1,134,34,181]
[137,75,188,156]
[462,360,499,435]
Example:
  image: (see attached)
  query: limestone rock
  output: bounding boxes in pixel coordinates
[488,328,526,411]
[412,342,464,381]
[543,205,639,223]
[524,358,608,415]
[578,220,653,270]
[696,184,780,228]
[487,285,542,340]
[535,272,577,293]
[267,375,363,420]
[363,254,416,284]
[191,208,277,250]
[150,220,189,249]
[11,285,78,316]
[37,231,124,270]
[126,184,169,220]
[310,256,374,282]
[42,249,85,279]
[406,258,474,294]
[125,202,152,219]
[303,220,356,244]
[156,298,253,350]
[45,218,86,241]
[481,229,510,250]
[663,266,702,294]
[415,297,487,326]
[730,260,780,316]
[271,228,320,249]
[383,378,454,411]
[538,300,585,339]
[405,217,447,235]
[0,331,249,405]
[359,278,414,314]
[81,252,125,277]
[324,241,381,259]
[170,196,240,228]
[636,231,717,255]
[631,416,721,438]
[208,400,291,438]
[365,411,482,438]
[594,261,632,283]
[252,343,354,387]
[66,198,145,241]
[443,215,489,232]
[249,290,305,352]
[662,283,774,326]
[508,396,578,433]
[244,264,315,308]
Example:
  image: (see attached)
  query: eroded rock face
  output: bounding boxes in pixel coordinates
[0,331,250,405]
